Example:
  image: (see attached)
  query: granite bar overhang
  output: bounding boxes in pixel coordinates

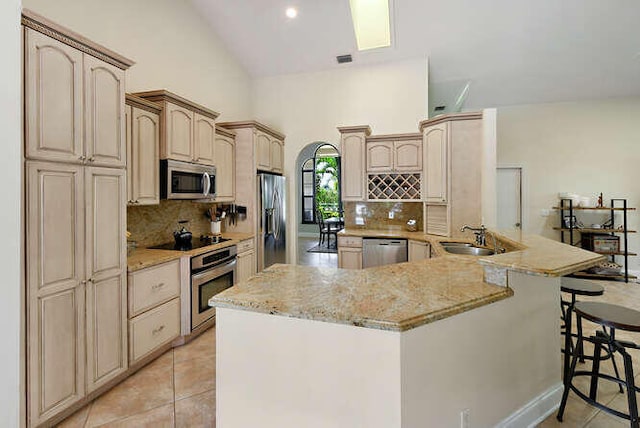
[210,230,604,332]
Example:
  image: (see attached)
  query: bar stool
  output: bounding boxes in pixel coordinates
[557,301,640,427]
[561,277,605,367]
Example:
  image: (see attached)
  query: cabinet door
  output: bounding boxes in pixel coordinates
[338,248,363,269]
[131,107,160,205]
[394,140,422,172]
[194,113,216,165]
[366,141,393,172]
[237,250,256,283]
[84,55,126,167]
[341,134,366,201]
[408,240,430,261]
[424,123,449,203]
[26,161,85,425]
[255,131,272,171]
[214,134,235,201]
[164,102,194,162]
[270,139,284,174]
[86,273,127,392]
[25,29,84,164]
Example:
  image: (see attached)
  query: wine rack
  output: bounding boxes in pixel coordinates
[367,173,421,200]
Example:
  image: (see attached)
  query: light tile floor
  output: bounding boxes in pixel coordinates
[58,277,640,427]
[297,236,338,268]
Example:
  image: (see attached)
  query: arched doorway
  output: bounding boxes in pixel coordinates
[296,142,341,266]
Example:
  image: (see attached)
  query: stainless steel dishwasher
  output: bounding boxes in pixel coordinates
[362,238,408,268]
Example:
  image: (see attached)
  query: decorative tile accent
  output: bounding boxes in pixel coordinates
[343,201,423,231]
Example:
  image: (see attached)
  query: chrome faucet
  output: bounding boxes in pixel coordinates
[460,225,487,246]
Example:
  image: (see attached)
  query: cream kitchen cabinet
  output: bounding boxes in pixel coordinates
[26,161,127,424]
[126,95,161,206]
[337,236,363,269]
[423,122,449,203]
[255,130,284,173]
[408,240,431,261]
[236,239,256,283]
[133,90,220,166]
[127,260,181,364]
[338,126,371,202]
[366,139,422,173]
[214,126,236,202]
[23,11,133,426]
[215,121,286,236]
[25,28,128,168]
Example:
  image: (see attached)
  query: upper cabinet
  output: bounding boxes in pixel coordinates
[132,90,220,166]
[423,123,450,203]
[25,25,131,168]
[365,137,422,173]
[254,130,284,174]
[338,126,371,202]
[126,95,161,206]
[214,126,236,202]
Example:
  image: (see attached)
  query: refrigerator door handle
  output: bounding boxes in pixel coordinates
[272,189,281,240]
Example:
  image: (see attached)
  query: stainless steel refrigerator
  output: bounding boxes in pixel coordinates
[257,173,286,271]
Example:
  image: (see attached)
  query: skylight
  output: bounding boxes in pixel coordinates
[349,0,391,51]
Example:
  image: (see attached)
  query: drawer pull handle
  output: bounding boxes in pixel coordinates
[152,325,165,335]
[152,282,165,290]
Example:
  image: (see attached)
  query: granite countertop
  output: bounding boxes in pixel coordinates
[210,229,604,332]
[127,232,254,272]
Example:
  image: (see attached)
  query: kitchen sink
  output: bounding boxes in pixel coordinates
[440,242,473,247]
[441,243,495,256]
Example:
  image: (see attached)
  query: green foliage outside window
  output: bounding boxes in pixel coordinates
[315,156,340,218]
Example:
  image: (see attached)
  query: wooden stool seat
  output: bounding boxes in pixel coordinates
[575,302,640,333]
[561,277,605,297]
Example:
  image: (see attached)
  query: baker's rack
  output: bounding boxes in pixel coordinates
[553,198,636,283]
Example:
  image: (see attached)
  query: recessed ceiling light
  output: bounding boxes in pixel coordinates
[285,7,298,19]
[349,0,391,51]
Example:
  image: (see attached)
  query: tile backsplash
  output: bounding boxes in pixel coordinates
[127,200,218,247]
[343,202,423,231]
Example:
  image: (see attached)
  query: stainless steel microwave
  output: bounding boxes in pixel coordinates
[160,159,216,200]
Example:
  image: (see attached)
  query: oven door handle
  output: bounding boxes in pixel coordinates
[191,258,237,285]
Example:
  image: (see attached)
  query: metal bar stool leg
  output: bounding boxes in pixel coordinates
[622,347,639,428]
[558,313,583,422]
[589,338,602,400]
[603,326,625,394]
[563,302,574,385]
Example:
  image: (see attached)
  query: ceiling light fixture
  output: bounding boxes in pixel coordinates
[285,7,298,19]
[349,0,391,51]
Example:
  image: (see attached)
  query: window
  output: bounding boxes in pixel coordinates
[301,158,315,223]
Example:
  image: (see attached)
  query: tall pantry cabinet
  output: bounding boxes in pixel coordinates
[22,10,134,427]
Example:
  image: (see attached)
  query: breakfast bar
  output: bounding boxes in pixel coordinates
[210,231,603,428]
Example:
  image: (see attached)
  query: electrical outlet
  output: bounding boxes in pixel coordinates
[388,211,394,219]
[460,409,470,428]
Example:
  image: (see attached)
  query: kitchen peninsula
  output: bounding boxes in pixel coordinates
[210,230,603,428]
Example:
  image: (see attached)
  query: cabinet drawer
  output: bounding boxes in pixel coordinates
[338,236,363,248]
[129,298,180,363]
[128,259,180,317]
[237,239,254,253]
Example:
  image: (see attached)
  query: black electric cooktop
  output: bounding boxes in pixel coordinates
[149,235,232,251]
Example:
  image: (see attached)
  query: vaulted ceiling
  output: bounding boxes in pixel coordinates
[191,0,640,108]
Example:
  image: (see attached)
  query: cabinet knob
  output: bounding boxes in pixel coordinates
[88,157,95,162]
[152,325,165,335]
[79,155,86,162]
[80,280,87,285]
[152,282,165,290]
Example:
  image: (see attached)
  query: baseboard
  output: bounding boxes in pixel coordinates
[495,382,563,428]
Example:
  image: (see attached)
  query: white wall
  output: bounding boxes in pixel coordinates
[1,0,23,426]
[23,0,252,121]
[253,58,429,261]
[498,97,640,272]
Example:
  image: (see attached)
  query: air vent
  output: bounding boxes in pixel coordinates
[336,54,353,64]
[434,106,446,112]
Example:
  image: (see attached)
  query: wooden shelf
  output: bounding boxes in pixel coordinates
[571,272,637,281]
[553,227,636,233]
[592,251,637,256]
[552,206,636,211]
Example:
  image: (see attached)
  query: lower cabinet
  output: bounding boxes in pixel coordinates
[408,240,431,261]
[127,259,181,364]
[237,239,256,283]
[337,236,363,269]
